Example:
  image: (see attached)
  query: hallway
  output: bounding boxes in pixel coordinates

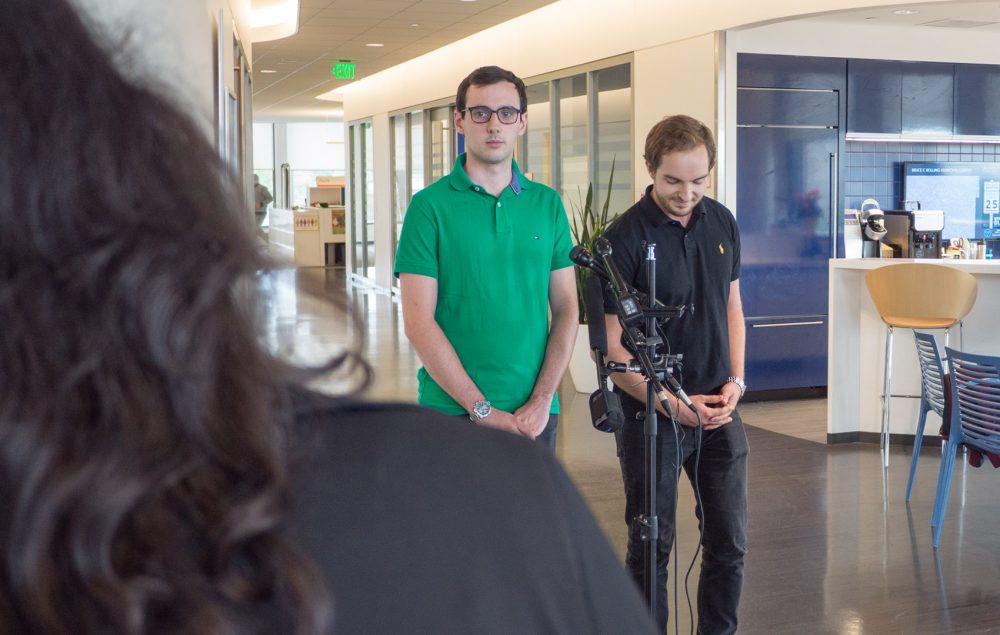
[273,266,1000,635]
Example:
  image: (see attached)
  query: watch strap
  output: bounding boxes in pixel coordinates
[727,376,746,397]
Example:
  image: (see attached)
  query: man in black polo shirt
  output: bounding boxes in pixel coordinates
[602,115,748,634]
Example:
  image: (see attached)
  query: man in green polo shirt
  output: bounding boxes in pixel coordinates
[394,66,578,449]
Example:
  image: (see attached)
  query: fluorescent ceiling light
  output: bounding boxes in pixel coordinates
[892,9,917,15]
[366,43,384,47]
[260,69,278,74]
[250,0,300,43]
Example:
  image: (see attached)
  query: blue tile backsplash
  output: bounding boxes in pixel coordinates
[843,141,1000,212]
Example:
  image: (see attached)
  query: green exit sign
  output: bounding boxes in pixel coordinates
[331,62,356,79]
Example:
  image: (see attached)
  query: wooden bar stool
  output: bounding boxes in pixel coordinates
[865,264,977,469]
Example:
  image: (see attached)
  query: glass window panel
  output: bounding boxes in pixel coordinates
[410,111,425,194]
[391,115,408,287]
[428,106,453,183]
[252,123,273,170]
[350,124,365,277]
[595,63,633,217]
[524,82,551,185]
[364,122,375,280]
[558,74,589,211]
[287,122,345,171]
[253,168,275,227]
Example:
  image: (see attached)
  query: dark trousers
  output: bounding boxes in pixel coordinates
[457,413,558,451]
[615,394,749,635]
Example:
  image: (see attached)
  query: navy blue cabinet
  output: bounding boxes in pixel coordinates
[954,64,1000,136]
[737,54,844,392]
[848,60,958,135]
[738,54,846,90]
[738,90,838,127]
[847,59,902,134]
[902,62,954,135]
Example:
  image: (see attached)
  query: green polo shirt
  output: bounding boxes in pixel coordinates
[394,154,574,415]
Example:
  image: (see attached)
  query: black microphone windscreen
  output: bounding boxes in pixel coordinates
[594,236,612,256]
[569,245,594,268]
[585,272,608,355]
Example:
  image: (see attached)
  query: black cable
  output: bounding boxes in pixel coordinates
[659,350,704,635]
[671,404,681,635]
[683,411,705,635]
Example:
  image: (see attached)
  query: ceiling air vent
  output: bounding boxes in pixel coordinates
[920,19,997,28]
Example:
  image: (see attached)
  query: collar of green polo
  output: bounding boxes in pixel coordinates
[449,153,529,196]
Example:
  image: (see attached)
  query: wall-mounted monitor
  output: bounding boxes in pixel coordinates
[903,162,1000,240]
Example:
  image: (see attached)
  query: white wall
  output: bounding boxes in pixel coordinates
[71,0,252,125]
[633,33,720,199]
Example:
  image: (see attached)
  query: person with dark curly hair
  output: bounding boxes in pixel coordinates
[0,1,657,633]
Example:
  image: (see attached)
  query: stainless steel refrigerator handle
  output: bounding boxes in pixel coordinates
[830,151,838,258]
[751,321,824,328]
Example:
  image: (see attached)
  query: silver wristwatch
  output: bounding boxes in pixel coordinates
[727,376,747,397]
[470,399,492,422]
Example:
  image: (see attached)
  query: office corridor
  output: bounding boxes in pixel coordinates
[272,266,1000,635]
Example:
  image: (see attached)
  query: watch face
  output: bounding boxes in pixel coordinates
[473,401,492,419]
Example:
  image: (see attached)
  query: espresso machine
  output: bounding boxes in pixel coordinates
[859,198,888,258]
[883,209,944,259]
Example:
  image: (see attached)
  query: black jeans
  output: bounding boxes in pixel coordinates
[458,413,558,451]
[615,393,749,635]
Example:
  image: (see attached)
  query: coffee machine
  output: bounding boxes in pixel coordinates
[859,198,888,258]
[883,209,944,258]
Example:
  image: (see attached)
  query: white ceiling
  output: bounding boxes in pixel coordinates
[251,0,556,121]
[253,0,1000,122]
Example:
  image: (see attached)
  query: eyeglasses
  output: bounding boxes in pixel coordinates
[463,106,522,125]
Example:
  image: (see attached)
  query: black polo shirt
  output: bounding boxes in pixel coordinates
[602,186,740,396]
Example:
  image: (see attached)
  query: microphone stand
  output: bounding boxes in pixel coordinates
[638,242,672,610]
[571,241,691,615]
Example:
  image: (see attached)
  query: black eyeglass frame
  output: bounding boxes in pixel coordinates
[461,106,523,125]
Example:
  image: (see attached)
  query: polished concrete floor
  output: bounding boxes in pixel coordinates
[271,266,1000,635]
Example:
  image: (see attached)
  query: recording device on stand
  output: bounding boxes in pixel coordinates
[570,238,695,622]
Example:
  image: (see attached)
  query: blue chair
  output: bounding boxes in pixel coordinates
[932,348,1000,548]
[905,331,947,501]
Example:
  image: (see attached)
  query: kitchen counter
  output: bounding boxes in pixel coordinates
[827,258,1000,443]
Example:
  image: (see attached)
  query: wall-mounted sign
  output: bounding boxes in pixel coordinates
[330,62,356,80]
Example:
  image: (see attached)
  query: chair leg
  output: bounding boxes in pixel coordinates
[906,404,929,501]
[933,439,959,547]
[881,326,894,469]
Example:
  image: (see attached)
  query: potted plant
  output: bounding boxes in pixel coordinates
[567,159,618,393]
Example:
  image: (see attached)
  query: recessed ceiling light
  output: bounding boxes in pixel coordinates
[366,42,384,47]
[892,9,918,15]
[410,23,419,27]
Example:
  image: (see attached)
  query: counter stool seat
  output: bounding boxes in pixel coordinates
[865,263,977,469]
[882,316,958,329]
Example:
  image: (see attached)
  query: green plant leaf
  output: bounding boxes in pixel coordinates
[569,156,620,324]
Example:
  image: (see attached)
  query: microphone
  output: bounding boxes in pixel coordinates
[569,245,611,285]
[583,271,624,432]
[584,272,607,355]
[661,371,696,413]
[593,236,630,296]
[592,237,643,325]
